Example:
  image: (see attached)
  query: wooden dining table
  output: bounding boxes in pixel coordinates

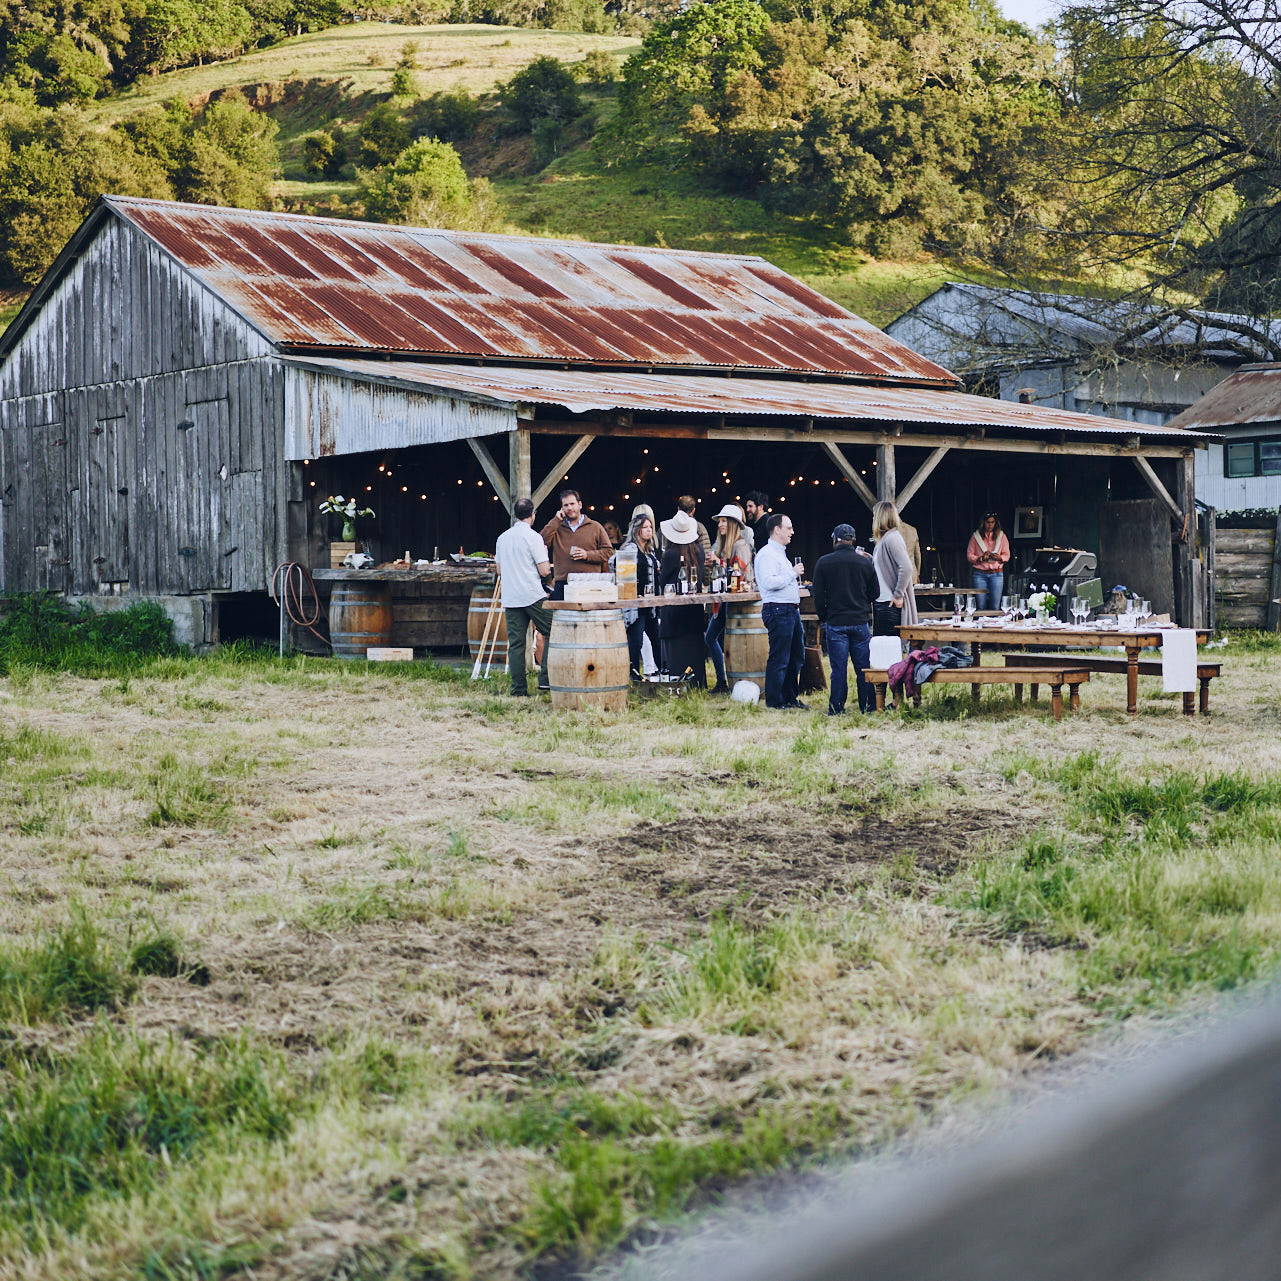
[897,621,1213,714]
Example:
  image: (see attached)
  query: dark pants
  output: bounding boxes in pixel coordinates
[504,600,551,694]
[825,622,873,713]
[705,607,727,687]
[762,602,804,708]
[625,609,660,679]
[873,600,902,637]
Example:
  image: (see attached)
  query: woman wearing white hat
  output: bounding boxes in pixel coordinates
[657,509,707,687]
[705,503,752,693]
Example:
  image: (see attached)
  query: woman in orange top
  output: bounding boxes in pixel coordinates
[967,512,1011,610]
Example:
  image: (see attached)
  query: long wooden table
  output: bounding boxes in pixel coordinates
[545,590,765,610]
[898,621,1212,714]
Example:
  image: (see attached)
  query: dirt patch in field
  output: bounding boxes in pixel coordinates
[596,807,1025,922]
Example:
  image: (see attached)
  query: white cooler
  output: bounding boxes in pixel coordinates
[869,634,903,669]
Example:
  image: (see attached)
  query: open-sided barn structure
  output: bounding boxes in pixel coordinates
[0,197,1214,648]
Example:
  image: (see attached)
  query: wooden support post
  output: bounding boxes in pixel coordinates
[532,433,595,510]
[1267,507,1281,633]
[467,437,512,512]
[1132,456,1183,523]
[896,446,949,513]
[1175,450,1198,628]
[877,443,896,502]
[509,428,531,503]
[821,442,876,511]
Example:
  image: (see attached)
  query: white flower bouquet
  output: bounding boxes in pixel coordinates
[320,494,375,541]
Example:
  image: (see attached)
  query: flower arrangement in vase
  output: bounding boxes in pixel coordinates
[321,495,375,567]
[1027,589,1057,622]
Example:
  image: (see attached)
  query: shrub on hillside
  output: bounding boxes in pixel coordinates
[414,88,481,143]
[358,137,500,229]
[303,128,345,176]
[358,102,411,167]
[498,56,583,131]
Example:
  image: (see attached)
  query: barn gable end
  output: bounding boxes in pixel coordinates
[0,210,287,599]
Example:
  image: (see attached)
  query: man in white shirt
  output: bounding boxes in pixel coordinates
[494,497,552,696]
[755,513,807,710]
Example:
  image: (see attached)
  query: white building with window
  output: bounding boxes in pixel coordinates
[1169,365,1281,510]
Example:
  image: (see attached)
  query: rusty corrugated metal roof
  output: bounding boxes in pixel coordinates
[103,196,959,385]
[1168,365,1281,430]
[287,356,1208,441]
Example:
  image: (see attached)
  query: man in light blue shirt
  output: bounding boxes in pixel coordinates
[495,497,552,696]
[755,513,807,709]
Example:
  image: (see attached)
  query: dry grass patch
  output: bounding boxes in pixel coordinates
[1,641,1280,1278]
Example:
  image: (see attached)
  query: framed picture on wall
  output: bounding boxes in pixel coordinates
[1013,505,1044,539]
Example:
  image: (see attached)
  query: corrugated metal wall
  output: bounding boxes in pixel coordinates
[283,366,513,459]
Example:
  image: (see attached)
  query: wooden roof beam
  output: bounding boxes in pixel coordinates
[896,446,951,514]
[1132,455,1184,523]
[822,443,877,512]
[529,420,1196,459]
[532,433,595,509]
[467,436,511,511]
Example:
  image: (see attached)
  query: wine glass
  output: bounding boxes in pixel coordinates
[1017,597,1028,621]
[965,595,977,621]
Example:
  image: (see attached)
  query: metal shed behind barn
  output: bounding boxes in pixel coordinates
[0,197,1214,647]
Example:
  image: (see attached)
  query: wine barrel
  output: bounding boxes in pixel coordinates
[467,582,507,664]
[329,582,392,659]
[547,610,629,712]
[724,601,769,690]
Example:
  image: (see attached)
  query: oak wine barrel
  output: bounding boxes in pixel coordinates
[724,601,769,690]
[329,583,392,659]
[547,610,629,712]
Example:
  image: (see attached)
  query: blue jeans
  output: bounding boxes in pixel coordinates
[761,602,804,707]
[971,570,1004,611]
[705,608,726,687]
[825,622,872,714]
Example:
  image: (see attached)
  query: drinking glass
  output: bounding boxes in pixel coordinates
[1017,597,1028,620]
[1000,595,1012,613]
[965,596,977,621]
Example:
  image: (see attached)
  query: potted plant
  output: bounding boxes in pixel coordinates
[320,495,375,567]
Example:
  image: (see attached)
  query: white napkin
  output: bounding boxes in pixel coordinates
[1162,629,1197,693]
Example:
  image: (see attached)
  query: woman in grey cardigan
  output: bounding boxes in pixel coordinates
[872,500,918,634]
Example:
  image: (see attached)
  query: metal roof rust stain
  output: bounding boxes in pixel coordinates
[105,196,960,384]
[289,356,1209,441]
[1168,365,1281,430]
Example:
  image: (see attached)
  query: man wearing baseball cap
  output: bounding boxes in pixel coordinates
[811,522,879,715]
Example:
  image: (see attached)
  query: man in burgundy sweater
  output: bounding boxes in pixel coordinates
[540,488,614,599]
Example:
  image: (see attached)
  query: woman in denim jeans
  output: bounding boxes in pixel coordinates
[966,512,1010,610]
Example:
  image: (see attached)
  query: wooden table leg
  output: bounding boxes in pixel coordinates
[1070,682,1081,713]
[971,682,981,708]
[1014,683,1024,703]
[1051,682,1063,721]
[875,684,885,712]
[1182,691,1196,715]
[1126,644,1140,714]
[1030,683,1039,703]
[1199,677,1211,715]
[972,642,982,665]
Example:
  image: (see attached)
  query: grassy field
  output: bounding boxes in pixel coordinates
[85,22,641,124]
[2,626,1280,1278]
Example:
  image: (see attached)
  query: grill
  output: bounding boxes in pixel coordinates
[1013,547,1099,619]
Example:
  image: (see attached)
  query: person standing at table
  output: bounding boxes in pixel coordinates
[966,511,1010,610]
[756,513,807,710]
[744,491,771,553]
[871,500,918,636]
[657,510,707,687]
[540,488,613,599]
[673,494,713,558]
[704,503,753,693]
[619,511,662,680]
[812,522,879,715]
[494,497,552,696]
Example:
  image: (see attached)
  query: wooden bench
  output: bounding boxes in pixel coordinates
[865,666,1090,721]
[1001,652,1222,715]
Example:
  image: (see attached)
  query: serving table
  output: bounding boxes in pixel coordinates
[897,620,1212,714]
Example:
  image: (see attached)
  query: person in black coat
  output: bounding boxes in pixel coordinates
[656,510,707,687]
[812,522,880,715]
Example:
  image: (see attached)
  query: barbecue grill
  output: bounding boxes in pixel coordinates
[1012,547,1099,619]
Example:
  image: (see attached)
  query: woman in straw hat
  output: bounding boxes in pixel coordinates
[704,503,752,693]
[657,509,707,687]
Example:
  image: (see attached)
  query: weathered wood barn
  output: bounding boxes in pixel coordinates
[0,197,1214,648]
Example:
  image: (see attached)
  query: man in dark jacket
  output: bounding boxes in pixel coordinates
[812,523,880,715]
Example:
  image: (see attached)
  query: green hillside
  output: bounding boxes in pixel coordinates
[5,20,1036,333]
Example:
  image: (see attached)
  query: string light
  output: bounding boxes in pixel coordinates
[308,480,316,487]
[401,485,408,492]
